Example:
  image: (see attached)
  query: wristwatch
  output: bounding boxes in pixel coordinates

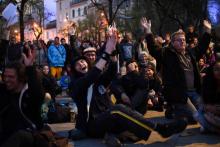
[101,52,110,61]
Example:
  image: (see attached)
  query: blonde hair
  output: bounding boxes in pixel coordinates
[171,30,186,43]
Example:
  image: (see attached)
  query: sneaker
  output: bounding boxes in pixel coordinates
[156,118,188,138]
[68,128,87,140]
[104,133,122,147]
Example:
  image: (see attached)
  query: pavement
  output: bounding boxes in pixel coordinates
[49,110,220,147]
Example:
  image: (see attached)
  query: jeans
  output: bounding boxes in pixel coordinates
[186,90,201,110]
[172,98,197,121]
[194,109,218,133]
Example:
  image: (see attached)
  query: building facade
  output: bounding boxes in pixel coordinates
[43,20,57,42]
[56,0,91,40]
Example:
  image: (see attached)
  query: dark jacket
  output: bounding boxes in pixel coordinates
[202,65,220,104]
[42,73,60,99]
[111,71,146,100]
[162,33,211,104]
[70,62,117,132]
[119,42,135,63]
[0,66,44,144]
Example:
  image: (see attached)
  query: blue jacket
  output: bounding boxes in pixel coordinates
[48,44,66,67]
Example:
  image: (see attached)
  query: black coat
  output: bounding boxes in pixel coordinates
[0,66,44,144]
[162,33,211,104]
[70,62,117,132]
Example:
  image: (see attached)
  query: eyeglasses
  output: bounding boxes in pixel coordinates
[174,38,186,42]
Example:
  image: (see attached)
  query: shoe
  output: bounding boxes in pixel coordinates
[118,131,140,142]
[68,128,87,140]
[104,133,122,147]
[156,118,188,138]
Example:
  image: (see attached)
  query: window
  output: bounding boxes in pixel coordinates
[83,7,87,15]
[72,9,75,18]
[78,8,81,16]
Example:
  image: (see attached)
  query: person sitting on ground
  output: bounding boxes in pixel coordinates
[68,26,187,146]
[59,69,70,95]
[140,62,164,112]
[195,59,220,134]
[41,65,61,100]
[111,60,148,114]
[0,48,44,146]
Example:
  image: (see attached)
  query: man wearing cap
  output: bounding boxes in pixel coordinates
[82,47,97,65]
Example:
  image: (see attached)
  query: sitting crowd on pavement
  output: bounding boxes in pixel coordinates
[0,17,220,147]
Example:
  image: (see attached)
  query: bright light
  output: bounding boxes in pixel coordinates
[101,12,104,17]
[33,23,38,28]
[14,29,18,33]
[64,18,67,22]
[208,0,220,25]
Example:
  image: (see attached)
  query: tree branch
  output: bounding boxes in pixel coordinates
[91,0,109,24]
[112,0,128,23]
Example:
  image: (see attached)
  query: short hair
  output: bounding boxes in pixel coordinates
[171,30,185,43]
[54,36,59,40]
[61,38,65,41]
[4,61,26,83]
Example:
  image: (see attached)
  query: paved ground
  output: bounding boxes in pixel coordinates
[49,111,220,147]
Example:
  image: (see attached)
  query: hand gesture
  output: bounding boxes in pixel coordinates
[140,17,151,34]
[127,62,138,72]
[107,22,117,36]
[22,48,34,66]
[203,20,212,34]
[105,23,117,54]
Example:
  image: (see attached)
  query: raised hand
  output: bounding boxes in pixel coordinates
[22,48,34,66]
[203,20,212,34]
[107,22,117,36]
[140,17,152,34]
[105,24,118,54]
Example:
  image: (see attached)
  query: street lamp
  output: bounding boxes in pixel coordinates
[33,23,38,28]
[101,12,104,17]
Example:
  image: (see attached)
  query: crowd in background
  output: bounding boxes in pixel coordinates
[0,17,220,147]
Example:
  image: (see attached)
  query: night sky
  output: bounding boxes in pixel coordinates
[44,0,56,20]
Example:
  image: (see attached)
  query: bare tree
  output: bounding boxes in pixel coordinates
[27,0,53,41]
[91,0,129,25]
[16,0,29,42]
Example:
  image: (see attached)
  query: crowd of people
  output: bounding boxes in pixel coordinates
[0,17,220,147]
